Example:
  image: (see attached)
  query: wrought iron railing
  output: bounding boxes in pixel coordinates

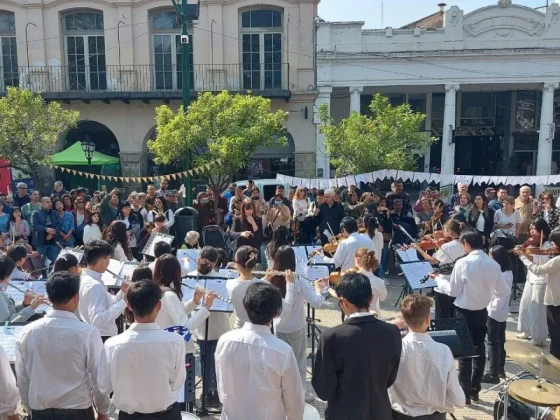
[0,63,290,95]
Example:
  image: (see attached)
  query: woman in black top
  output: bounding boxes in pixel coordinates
[231,198,263,262]
[468,193,494,246]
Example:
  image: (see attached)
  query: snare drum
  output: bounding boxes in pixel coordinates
[494,374,554,420]
[181,413,200,420]
[304,403,320,420]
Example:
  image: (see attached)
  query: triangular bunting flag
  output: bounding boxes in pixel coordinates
[71,170,77,175]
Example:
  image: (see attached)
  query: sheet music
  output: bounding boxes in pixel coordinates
[399,261,437,290]
[292,246,308,265]
[203,279,233,312]
[30,282,51,313]
[218,269,238,279]
[101,260,125,286]
[177,249,199,272]
[142,232,175,257]
[0,326,24,362]
[117,263,139,286]
[6,281,26,303]
[59,248,84,263]
[181,278,205,304]
[306,246,323,264]
[304,265,330,282]
[396,249,419,263]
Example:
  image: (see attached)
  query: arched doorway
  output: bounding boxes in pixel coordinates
[238,133,295,179]
[59,120,120,192]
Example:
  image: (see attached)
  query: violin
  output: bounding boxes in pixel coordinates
[308,234,345,257]
[512,247,560,256]
[318,267,359,286]
[416,235,451,251]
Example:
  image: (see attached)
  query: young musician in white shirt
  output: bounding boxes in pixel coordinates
[98,280,186,420]
[448,229,504,405]
[16,271,109,420]
[216,282,305,420]
[0,344,19,420]
[78,240,129,342]
[354,247,387,315]
[389,294,465,419]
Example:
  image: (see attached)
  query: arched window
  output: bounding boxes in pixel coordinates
[63,11,106,91]
[0,11,18,89]
[240,8,283,90]
[150,9,193,91]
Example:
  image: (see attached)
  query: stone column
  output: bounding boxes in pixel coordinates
[120,152,148,194]
[536,82,559,194]
[350,86,363,114]
[314,87,332,178]
[441,84,459,175]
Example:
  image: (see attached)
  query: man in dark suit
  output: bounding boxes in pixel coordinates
[312,272,402,420]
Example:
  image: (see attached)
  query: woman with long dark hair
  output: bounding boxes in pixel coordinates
[118,201,143,260]
[83,212,104,245]
[104,221,135,262]
[124,265,153,324]
[265,245,324,400]
[231,198,263,260]
[468,193,494,245]
[265,225,291,268]
[147,196,175,229]
[8,207,30,244]
[362,214,385,278]
[517,218,551,346]
[52,253,81,276]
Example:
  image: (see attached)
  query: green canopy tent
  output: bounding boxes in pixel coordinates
[50,142,121,191]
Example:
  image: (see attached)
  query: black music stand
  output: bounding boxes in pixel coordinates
[428,318,477,359]
[395,260,437,307]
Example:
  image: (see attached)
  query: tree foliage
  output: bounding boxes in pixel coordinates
[319,93,435,176]
[0,87,79,182]
[149,90,289,194]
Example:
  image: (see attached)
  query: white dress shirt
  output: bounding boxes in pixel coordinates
[360,231,383,257]
[389,332,465,416]
[527,242,551,286]
[98,323,186,415]
[274,276,324,334]
[449,250,504,311]
[323,232,375,271]
[360,271,387,315]
[155,289,210,353]
[187,270,231,341]
[79,268,126,337]
[0,345,19,420]
[433,240,465,295]
[488,270,513,323]
[226,278,268,329]
[215,323,305,420]
[15,310,108,414]
[520,254,560,306]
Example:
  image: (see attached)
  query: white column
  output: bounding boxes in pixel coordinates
[536,82,559,194]
[349,86,363,114]
[315,87,333,178]
[441,84,459,175]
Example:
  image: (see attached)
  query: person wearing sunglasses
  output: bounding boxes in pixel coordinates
[536,191,560,232]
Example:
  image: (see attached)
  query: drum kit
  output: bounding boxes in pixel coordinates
[493,341,560,419]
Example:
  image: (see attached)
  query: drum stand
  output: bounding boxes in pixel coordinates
[483,371,527,419]
[306,304,322,372]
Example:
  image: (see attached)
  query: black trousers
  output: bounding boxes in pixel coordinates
[486,317,506,376]
[547,305,560,359]
[119,402,181,420]
[434,292,455,319]
[455,307,488,396]
[392,410,446,420]
[32,407,95,420]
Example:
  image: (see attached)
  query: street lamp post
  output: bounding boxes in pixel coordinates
[81,136,96,175]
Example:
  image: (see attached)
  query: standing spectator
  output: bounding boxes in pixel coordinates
[243,180,256,197]
[228,186,245,214]
[308,187,319,203]
[62,194,74,212]
[51,181,67,198]
[22,190,41,226]
[53,197,75,248]
[87,191,101,212]
[3,195,13,215]
[231,198,263,260]
[72,196,90,245]
[156,178,170,196]
[268,185,293,214]
[134,192,148,221]
[118,202,142,260]
[343,190,365,219]
[485,188,496,202]
[468,194,494,245]
[314,189,346,245]
[32,197,61,264]
[147,196,175,230]
[450,182,470,208]
[454,192,473,219]
[515,185,537,241]
[13,182,30,208]
[292,187,309,223]
[194,191,217,231]
[537,191,560,231]
[207,186,228,222]
[83,212,103,245]
[250,188,267,220]
[165,190,181,213]
[341,184,360,203]
[9,207,30,244]
[385,181,411,212]
[100,188,120,227]
[0,199,10,235]
[488,187,508,212]
[222,183,237,208]
[414,198,433,226]
[265,193,291,233]
[494,196,521,240]
[146,184,157,206]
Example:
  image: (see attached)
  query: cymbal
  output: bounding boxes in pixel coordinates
[509,380,560,407]
[505,341,560,383]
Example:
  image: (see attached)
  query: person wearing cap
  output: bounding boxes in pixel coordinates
[485,188,496,202]
[13,182,30,208]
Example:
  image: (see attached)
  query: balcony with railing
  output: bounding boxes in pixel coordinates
[0,63,290,101]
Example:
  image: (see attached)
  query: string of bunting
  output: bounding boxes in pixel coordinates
[277,169,560,189]
[44,159,223,183]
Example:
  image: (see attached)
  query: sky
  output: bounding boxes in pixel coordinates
[318,0,549,29]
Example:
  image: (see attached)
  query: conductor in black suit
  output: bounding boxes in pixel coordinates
[312,272,402,420]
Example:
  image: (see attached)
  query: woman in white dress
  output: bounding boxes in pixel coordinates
[517,218,550,346]
[83,212,103,245]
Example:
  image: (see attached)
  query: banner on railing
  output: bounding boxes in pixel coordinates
[276,170,560,189]
[43,159,222,183]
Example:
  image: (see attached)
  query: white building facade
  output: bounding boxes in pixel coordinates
[316,1,560,180]
[0,0,318,191]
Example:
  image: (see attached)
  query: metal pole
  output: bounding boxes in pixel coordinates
[25,22,37,85]
[181,0,193,206]
[88,157,92,175]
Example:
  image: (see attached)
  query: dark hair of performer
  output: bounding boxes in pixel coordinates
[153,254,183,300]
[363,214,379,241]
[52,253,80,276]
[335,272,373,314]
[197,246,218,275]
[216,248,229,269]
[7,245,28,266]
[0,254,16,281]
[489,245,512,272]
[270,245,296,298]
[531,218,551,242]
[339,216,358,236]
[234,246,259,272]
[124,266,154,323]
[83,240,114,268]
[266,225,291,262]
[459,228,484,251]
[153,241,173,259]
[104,221,133,260]
[127,280,163,319]
[243,282,283,325]
[46,271,80,308]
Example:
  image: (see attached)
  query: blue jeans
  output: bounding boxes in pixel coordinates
[38,244,60,263]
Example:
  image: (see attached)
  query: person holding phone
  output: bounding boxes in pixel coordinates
[493,196,520,239]
[232,198,264,261]
[265,194,291,232]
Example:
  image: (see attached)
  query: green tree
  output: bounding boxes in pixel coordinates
[0,87,79,184]
[319,93,435,176]
[149,90,289,217]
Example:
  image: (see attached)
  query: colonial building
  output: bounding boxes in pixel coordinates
[316,1,560,180]
[0,0,317,190]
